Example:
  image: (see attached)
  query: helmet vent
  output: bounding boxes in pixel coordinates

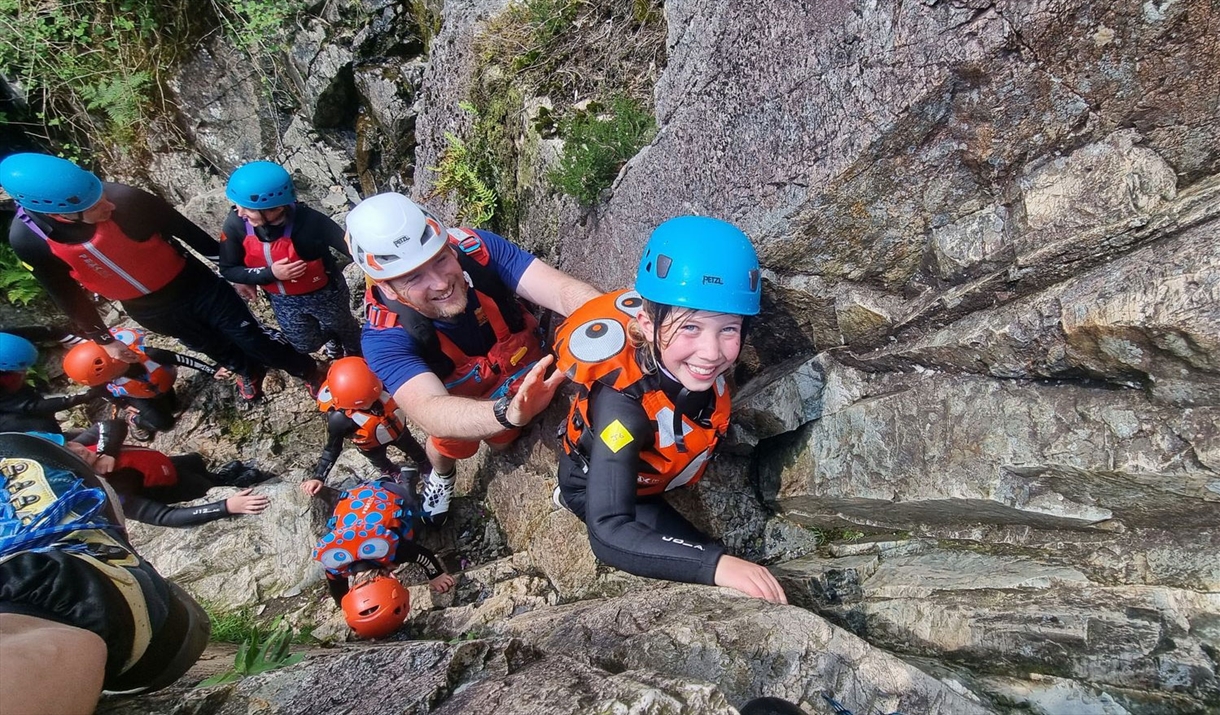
[749,269,760,291]
[656,255,672,279]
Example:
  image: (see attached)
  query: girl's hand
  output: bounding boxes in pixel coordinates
[429,573,456,594]
[226,488,270,515]
[299,479,324,497]
[713,555,788,604]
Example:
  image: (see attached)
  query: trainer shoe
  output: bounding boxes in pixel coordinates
[420,470,455,526]
[320,339,343,361]
[125,412,153,442]
[236,371,265,401]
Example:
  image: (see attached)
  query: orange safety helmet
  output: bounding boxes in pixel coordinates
[326,357,383,410]
[63,342,126,386]
[341,574,410,639]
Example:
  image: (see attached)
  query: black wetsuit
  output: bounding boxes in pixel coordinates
[314,409,429,483]
[557,371,726,586]
[0,380,100,434]
[8,182,316,380]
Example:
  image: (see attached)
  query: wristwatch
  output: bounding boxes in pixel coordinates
[492,394,520,429]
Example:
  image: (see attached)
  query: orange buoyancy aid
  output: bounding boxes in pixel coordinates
[554,289,733,497]
[18,208,185,301]
[316,385,408,450]
[240,216,329,295]
[312,482,415,577]
[364,228,545,400]
[105,328,176,399]
[87,443,177,488]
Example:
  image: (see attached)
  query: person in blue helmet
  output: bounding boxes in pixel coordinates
[0,432,210,713]
[218,161,363,366]
[0,153,323,403]
[553,216,787,604]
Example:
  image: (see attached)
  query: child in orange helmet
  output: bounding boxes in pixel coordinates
[62,327,221,440]
[300,357,429,497]
[312,478,455,639]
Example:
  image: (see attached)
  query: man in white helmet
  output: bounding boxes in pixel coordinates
[347,193,600,525]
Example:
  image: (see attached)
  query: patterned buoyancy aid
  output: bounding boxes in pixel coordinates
[316,384,408,451]
[105,327,176,399]
[554,289,733,496]
[364,228,545,399]
[17,207,185,301]
[239,213,329,295]
[312,482,415,578]
[86,443,178,488]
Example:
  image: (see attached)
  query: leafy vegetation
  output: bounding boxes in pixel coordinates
[197,616,304,687]
[0,242,43,305]
[446,0,665,233]
[0,0,307,158]
[548,95,655,204]
[429,132,498,227]
[203,602,264,644]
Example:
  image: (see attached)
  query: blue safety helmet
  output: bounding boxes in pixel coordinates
[225,161,296,210]
[0,153,103,213]
[0,333,38,372]
[635,216,762,316]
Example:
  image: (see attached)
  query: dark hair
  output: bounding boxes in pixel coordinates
[740,697,808,715]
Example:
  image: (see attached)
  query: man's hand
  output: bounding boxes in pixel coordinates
[271,258,308,281]
[232,283,259,302]
[505,355,567,426]
[429,573,456,594]
[299,479,324,497]
[101,340,139,364]
[226,488,270,515]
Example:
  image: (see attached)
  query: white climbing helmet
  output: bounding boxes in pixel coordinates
[345,192,449,281]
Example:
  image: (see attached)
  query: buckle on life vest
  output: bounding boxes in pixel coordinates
[509,346,528,367]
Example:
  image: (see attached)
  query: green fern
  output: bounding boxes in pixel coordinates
[429,132,498,227]
[0,243,42,306]
[197,617,304,687]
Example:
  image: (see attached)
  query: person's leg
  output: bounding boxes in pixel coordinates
[320,274,363,357]
[267,293,327,355]
[420,436,478,525]
[0,612,107,715]
[129,301,256,378]
[127,392,176,433]
[194,277,317,380]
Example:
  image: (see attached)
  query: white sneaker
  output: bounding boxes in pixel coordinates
[421,471,455,525]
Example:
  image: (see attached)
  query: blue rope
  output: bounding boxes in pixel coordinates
[821,692,906,715]
[0,467,110,558]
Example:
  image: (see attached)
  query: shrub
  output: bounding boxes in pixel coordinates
[548,95,655,204]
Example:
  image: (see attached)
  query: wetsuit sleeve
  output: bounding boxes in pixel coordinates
[320,212,352,261]
[107,183,220,261]
[146,347,218,375]
[475,229,536,290]
[8,220,112,340]
[581,385,724,585]
[73,419,127,457]
[314,411,354,481]
[218,212,273,284]
[3,385,99,417]
[118,492,232,527]
[393,540,445,580]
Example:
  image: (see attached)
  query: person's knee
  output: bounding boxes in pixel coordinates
[0,614,107,715]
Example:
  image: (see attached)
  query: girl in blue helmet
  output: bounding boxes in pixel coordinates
[218,161,363,368]
[553,216,787,604]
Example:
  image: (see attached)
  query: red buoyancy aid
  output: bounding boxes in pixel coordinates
[87,443,177,488]
[554,290,733,496]
[316,385,408,450]
[312,482,415,577]
[240,217,329,295]
[364,228,545,400]
[105,328,175,399]
[17,208,185,301]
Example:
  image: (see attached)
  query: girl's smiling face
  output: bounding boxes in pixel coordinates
[637,308,743,391]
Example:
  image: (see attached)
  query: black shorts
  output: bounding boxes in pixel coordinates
[0,547,209,692]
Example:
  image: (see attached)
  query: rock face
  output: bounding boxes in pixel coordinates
[101,585,989,715]
[61,0,1220,712]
